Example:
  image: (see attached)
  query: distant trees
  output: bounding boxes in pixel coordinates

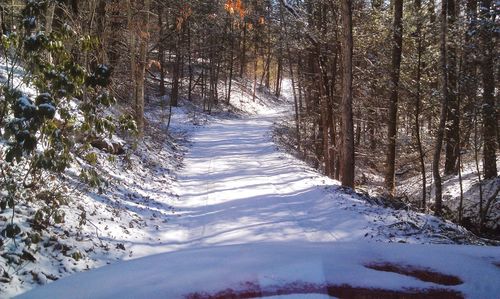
[276,0,498,228]
[0,0,496,233]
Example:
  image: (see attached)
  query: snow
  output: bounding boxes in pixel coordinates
[0,98,190,296]
[16,242,500,299]
[13,80,500,298]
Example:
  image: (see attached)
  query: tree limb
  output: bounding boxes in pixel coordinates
[278,0,319,46]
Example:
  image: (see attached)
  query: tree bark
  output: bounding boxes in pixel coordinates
[444,0,459,176]
[459,0,478,157]
[96,0,107,63]
[135,0,150,137]
[340,0,355,188]
[385,0,404,196]
[415,0,427,210]
[226,20,234,104]
[240,23,247,77]
[128,0,138,133]
[158,4,166,96]
[171,32,181,107]
[480,0,498,179]
[433,0,449,216]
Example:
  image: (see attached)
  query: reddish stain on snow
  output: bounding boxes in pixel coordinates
[365,263,463,286]
[184,281,463,299]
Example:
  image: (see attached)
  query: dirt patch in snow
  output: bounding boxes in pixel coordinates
[185,281,463,299]
[365,263,463,286]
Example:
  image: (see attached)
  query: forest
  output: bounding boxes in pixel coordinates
[0,0,498,297]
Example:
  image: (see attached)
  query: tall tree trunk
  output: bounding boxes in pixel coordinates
[433,0,449,216]
[107,0,121,66]
[158,4,166,96]
[171,32,181,107]
[128,0,138,133]
[444,0,459,175]
[96,0,107,63]
[329,49,339,178]
[289,60,301,152]
[317,53,331,177]
[340,0,355,188]
[385,0,404,196]
[261,29,272,89]
[252,45,258,102]
[459,0,478,156]
[285,22,301,152]
[480,0,498,179]
[415,0,427,210]
[187,20,193,102]
[240,24,247,77]
[227,22,234,104]
[275,56,283,97]
[135,0,150,137]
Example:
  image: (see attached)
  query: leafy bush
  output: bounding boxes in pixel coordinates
[0,0,134,241]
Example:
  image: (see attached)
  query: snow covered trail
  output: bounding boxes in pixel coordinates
[126,109,384,257]
[175,112,341,245]
[17,241,500,299]
[15,92,500,298]
[122,100,491,256]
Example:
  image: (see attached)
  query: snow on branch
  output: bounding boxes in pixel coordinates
[278,0,319,46]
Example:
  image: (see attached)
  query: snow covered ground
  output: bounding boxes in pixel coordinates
[0,102,191,297]
[13,81,500,298]
[16,242,500,299]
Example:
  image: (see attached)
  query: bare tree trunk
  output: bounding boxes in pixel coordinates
[473,107,484,230]
[226,22,234,104]
[340,0,355,188]
[96,0,108,63]
[329,49,339,178]
[459,0,478,149]
[415,0,427,210]
[171,32,181,107]
[369,108,376,150]
[458,86,464,223]
[240,24,247,77]
[433,0,449,216]
[187,20,193,102]
[290,62,301,152]
[286,34,301,152]
[252,45,258,102]
[158,4,166,97]
[135,0,150,137]
[261,29,272,89]
[128,0,139,134]
[444,0,459,176]
[275,56,283,97]
[317,55,331,177]
[480,0,498,179]
[385,0,404,196]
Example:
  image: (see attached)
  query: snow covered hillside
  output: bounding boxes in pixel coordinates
[12,81,500,298]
